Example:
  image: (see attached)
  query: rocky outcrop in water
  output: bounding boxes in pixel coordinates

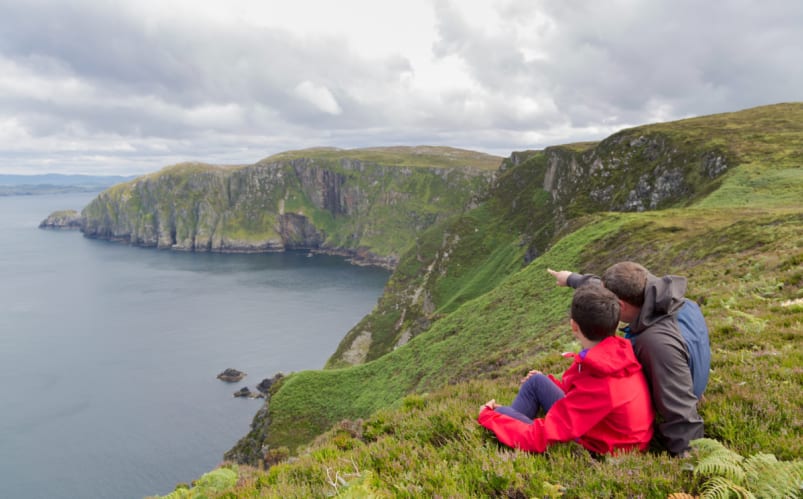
[39,210,83,230]
[233,387,264,399]
[217,368,246,382]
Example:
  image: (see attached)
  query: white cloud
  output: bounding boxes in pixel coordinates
[293,81,342,115]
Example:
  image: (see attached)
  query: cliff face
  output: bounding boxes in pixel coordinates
[81,153,496,268]
[39,209,83,229]
[541,131,729,230]
[327,129,731,368]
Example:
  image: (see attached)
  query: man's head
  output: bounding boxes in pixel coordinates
[602,261,649,322]
[570,284,621,342]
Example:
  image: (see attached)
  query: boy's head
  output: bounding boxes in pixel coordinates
[571,285,621,341]
[602,261,649,307]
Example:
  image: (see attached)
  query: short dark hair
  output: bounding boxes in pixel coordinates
[571,285,621,341]
[602,261,648,308]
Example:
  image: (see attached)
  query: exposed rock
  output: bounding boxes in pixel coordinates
[234,387,264,399]
[217,368,246,382]
[339,330,373,365]
[256,373,284,395]
[39,210,83,230]
[541,131,731,228]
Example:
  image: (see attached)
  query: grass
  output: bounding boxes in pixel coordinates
[157,202,802,498]
[149,103,802,497]
[259,145,503,171]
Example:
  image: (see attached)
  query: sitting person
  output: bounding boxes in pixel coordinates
[547,262,706,455]
[478,285,654,455]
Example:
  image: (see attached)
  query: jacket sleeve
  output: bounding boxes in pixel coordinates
[478,382,612,452]
[566,273,601,289]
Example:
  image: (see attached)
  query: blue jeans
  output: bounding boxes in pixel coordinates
[495,373,565,424]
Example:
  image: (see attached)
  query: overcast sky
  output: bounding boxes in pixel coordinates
[1,0,801,175]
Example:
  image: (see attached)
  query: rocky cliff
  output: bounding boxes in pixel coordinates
[80,147,499,268]
[327,128,731,367]
[540,130,730,230]
[39,209,83,229]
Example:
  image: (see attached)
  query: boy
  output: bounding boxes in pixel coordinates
[478,285,654,454]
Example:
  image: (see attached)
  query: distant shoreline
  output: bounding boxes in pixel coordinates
[0,185,106,196]
[0,173,135,196]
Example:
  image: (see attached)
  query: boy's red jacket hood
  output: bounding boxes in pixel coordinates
[479,336,654,454]
[565,334,644,379]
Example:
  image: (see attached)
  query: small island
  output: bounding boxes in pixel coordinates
[216,368,246,383]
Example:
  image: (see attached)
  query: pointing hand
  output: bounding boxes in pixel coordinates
[547,268,572,287]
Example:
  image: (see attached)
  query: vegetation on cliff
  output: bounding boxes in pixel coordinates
[153,103,801,497]
[81,146,498,268]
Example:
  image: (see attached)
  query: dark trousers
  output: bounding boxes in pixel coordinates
[494,373,565,424]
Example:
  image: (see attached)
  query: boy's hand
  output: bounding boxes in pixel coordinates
[547,268,572,287]
[480,399,498,412]
[521,369,541,384]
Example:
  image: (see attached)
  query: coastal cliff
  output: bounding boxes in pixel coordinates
[80,147,499,268]
[39,209,83,229]
[327,127,731,367]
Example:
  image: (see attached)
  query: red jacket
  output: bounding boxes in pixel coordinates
[478,336,654,454]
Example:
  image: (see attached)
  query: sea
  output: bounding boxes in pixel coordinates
[0,192,390,499]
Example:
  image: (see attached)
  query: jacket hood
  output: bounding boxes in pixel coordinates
[581,336,643,377]
[630,274,687,334]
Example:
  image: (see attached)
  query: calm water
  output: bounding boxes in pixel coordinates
[0,193,389,499]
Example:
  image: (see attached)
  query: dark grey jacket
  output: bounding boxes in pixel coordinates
[567,272,704,454]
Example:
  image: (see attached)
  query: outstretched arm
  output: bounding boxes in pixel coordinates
[547,268,572,287]
[547,269,600,289]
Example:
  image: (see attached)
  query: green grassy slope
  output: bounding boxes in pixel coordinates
[170,206,801,497]
[326,103,800,369]
[155,103,802,497]
[260,145,503,171]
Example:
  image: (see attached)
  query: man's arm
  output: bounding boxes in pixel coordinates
[547,269,601,289]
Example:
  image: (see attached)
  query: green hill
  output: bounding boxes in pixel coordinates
[152,103,802,498]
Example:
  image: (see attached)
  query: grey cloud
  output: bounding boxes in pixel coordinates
[0,0,801,175]
[0,0,415,135]
[432,0,803,128]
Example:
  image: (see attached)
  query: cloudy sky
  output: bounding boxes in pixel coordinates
[1,0,801,175]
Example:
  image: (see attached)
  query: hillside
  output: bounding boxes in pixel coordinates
[326,110,743,367]
[154,103,802,497]
[80,146,497,268]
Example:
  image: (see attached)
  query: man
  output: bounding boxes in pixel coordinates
[547,262,705,455]
[478,285,654,455]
